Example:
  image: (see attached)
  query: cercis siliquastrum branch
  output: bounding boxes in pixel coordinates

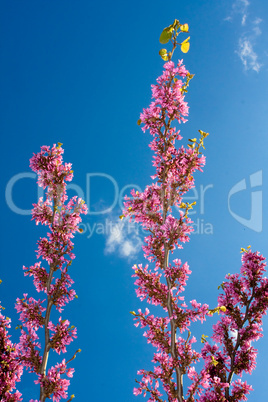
[15,144,87,402]
[123,20,268,402]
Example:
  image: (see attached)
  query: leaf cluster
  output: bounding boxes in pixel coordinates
[159,19,190,61]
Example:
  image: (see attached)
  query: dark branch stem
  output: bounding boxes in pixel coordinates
[225,290,255,400]
[39,202,58,402]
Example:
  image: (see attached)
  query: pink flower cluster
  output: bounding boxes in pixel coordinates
[200,250,268,401]
[1,144,87,401]
[0,305,23,401]
[123,41,268,401]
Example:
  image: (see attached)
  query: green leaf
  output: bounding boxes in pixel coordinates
[137,119,142,126]
[159,27,173,44]
[159,48,167,56]
[159,49,168,61]
[172,19,180,29]
[161,56,168,61]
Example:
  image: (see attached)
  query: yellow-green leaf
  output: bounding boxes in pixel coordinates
[201,334,208,343]
[159,48,167,56]
[171,19,180,29]
[137,119,142,126]
[161,54,168,61]
[241,245,251,253]
[159,48,168,61]
[211,356,218,366]
[180,23,189,32]
[181,37,190,53]
[199,129,209,138]
[160,27,173,44]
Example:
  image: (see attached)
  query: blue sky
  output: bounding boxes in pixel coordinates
[1,0,268,400]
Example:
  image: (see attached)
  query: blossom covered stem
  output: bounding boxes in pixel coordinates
[14,143,87,401]
[0,291,23,401]
[162,155,183,400]
[227,293,254,385]
[39,266,54,401]
[158,54,184,399]
[124,19,268,402]
[39,199,58,401]
[123,19,209,401]
[200,248,268,402]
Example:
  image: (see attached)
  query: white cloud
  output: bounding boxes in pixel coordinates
[231,0,250,25]
[254,17,262,25]
[105,217,143,260]
[240,0,250,7]
[121,240,137,257]
[252,17,262,36]
[229,328,238,343]
[105,222,124,252]
[225,0,263,72]
[252,26,261,36]
[224,15,232,22]
[237,38,262,72]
